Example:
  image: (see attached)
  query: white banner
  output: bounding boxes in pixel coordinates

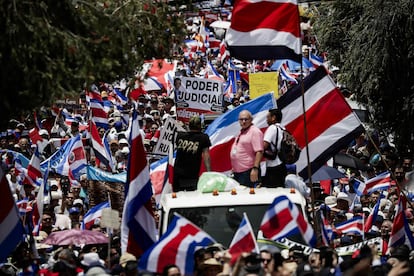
[176,77,224,122]
[153,117,185,156]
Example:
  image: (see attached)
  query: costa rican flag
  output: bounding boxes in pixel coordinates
[156,144,174,205]
[27,147,43,185]
[279,62,299,84]
[335,216,363,236]
[226,0,301,62]
[278,66,364,180]
[82,201,110,230]
[309,53,325,68]
[229,213,259,264]
[121,107,157,257]
[260,195,316,247]
[353,172,392,196]
[319,206,333,246]
[219,39,229,63]
[86,86,109,130]
[205,60,225,81]
[28,128,48,153]
[41,135,87,179]
[32,167,49,236]
[138,213,216,275]
[60,108,77,126]
[0,168,25,262]
[16,198,32,216]
[113,87,128,106]
[388,195,414,250]
[364,192,384,232]
[89,119,112,170]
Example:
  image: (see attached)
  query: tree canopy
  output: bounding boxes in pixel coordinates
[313,0,414,154]
[0,0,186,129]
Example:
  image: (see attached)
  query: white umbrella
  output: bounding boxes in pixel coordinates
[210,20,231,29]
[143,77,163,91]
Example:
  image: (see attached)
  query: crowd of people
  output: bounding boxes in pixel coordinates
[1,5,414,276]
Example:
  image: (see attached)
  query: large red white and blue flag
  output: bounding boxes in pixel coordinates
[138,213,216,275]
[260,195,316,247]
[278,67,364,179]
[353,172,392,196]
[388,195,414,250]
[121,108,157,257]
[229,213,259,264]
[225,0,301,62]
[82,201,110,230]
[0,168,25,262]
[334,216,363,236]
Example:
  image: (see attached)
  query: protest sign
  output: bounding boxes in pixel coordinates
[249,72,278,99]
[176,77,224,123]
[153,117,185,156]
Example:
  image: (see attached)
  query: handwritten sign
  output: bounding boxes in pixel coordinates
[249,72,279,99]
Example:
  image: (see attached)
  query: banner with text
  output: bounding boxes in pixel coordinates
[153,117,186,156]
[176,77,224,123]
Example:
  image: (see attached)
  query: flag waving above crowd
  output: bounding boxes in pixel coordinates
[226,0,301,61]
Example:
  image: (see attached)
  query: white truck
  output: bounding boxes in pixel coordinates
[159,186,308,247]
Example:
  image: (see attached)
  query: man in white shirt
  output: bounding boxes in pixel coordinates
[263,108,287,187]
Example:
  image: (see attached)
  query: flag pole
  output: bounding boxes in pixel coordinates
[297,14,319,240]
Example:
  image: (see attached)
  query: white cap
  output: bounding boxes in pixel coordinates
[119,138,129,145]
[73,199,83,206]
[337,192,351,204]
[39,129,49,136]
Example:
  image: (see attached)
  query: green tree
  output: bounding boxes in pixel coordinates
[313,0,414,154]
[0,0,186,129]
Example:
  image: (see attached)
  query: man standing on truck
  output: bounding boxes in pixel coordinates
[263,108,287,187]
[230,110,264,187]
[173,115,211,192]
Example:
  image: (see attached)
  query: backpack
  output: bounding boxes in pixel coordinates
[277,127,301,164]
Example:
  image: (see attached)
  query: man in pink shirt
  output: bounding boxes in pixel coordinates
[230,110,264,187]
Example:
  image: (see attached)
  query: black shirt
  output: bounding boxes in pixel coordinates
[174,131,211,179]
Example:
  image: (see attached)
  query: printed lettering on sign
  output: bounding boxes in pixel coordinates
[176,77,224,122]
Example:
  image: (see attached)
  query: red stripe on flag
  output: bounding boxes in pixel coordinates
[129,137,147,177]
[261,208,293,238]
[229,232,256,264]
[230,1,300,36]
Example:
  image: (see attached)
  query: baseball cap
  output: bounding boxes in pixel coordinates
[69,207,80,214]
[73,199,83,206]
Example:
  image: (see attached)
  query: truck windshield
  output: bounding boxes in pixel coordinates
[168,205,269,247]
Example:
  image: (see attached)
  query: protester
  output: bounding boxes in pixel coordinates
[230,110,263,187]
[262,108,287,188]
[173,115,211,192]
